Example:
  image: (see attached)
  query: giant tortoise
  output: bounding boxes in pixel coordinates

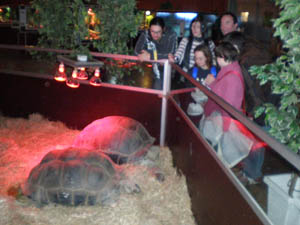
[72,116,164,181]
[23,147,140,206]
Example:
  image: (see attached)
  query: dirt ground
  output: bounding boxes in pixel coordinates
[0,114,196,225]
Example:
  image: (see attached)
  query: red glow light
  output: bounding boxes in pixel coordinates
[88,8,94,15]
[54,76,66,82]
[223,117,268,151]
[66,77,80,88]
[89,74,101,86]
[94,68,100,77]
[54,64,67,82]
[118,63,134,68]
[90,80,101,87]
[72,69,78,78]
[66,82,80,88]
[77,67,88,80]
[58,63,65,73]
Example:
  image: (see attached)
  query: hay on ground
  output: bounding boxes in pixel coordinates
[0,114,196,225]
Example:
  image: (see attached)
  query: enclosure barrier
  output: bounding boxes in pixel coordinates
[1,44,300,225]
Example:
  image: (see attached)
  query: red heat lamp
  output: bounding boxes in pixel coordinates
[66,69,80,88]
[89,68,102,87]
[54,63,67,82]
[77,67,89,80]
[54,56,103,88]
[146,64,152,68]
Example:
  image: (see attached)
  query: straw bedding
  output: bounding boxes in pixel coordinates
[0,114,196,225]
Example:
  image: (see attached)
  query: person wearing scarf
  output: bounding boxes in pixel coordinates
[169,16,215,73]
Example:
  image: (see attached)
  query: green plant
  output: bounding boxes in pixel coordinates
[90,0,143,82]
[32,0,142,54]
[32,0,90,57]
[31,0,143,82]
[91,0,143,55]
[250,0,300,153]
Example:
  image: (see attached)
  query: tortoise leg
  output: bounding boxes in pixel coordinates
[145,146,160,162]
[154,171,165,182]
[139,146,165,182]
[149,167,165,182]
[120,179,141,194]
[98,188,120,206]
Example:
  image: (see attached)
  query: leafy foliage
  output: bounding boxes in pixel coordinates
[90,0,144,82]
[32,0,89,56]
[31,0,143,82]
[250,0,300,153]
[91,0,143,55]
[32,0,142,55]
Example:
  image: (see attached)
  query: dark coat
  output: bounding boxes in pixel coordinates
[239,36,276,125]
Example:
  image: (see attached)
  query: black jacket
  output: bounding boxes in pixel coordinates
[134,28,177,60]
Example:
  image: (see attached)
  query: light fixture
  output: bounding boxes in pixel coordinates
[77,67,89,80]
[66,68,80,88]
[88,8,93,15]
[55,55,104,88]
[54,63,67,82]
[175,12,198,20]
[241,12,249,22]
[89,68,102,86]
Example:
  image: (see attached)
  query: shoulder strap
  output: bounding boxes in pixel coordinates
[210,66,217,78]
[192,67,198,79]
[224,70,244,89]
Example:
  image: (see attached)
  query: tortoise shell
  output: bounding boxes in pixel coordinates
[23,148,124,206]
[72,116,155,165]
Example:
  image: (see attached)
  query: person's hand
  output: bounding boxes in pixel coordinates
[168,53,175,63]
[204,74,216,85]
[138,50,150,61]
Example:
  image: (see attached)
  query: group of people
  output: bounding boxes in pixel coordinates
[134,12,275,185]
[134,15,217,89]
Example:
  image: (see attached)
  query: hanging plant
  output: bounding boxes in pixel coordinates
[250,0,300,153]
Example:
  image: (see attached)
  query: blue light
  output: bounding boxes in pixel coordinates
[156,12,171,17]
[175,13,197,20]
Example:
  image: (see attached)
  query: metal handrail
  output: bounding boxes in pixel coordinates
[0,44,166,63]
[1,44,298,172]
[0,44,170,149]
[169,63,300,172]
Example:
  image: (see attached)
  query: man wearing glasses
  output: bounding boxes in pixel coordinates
[134,17,177,89]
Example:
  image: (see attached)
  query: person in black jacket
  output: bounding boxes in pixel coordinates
[134,17,177,89]
[220,12,239,36]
